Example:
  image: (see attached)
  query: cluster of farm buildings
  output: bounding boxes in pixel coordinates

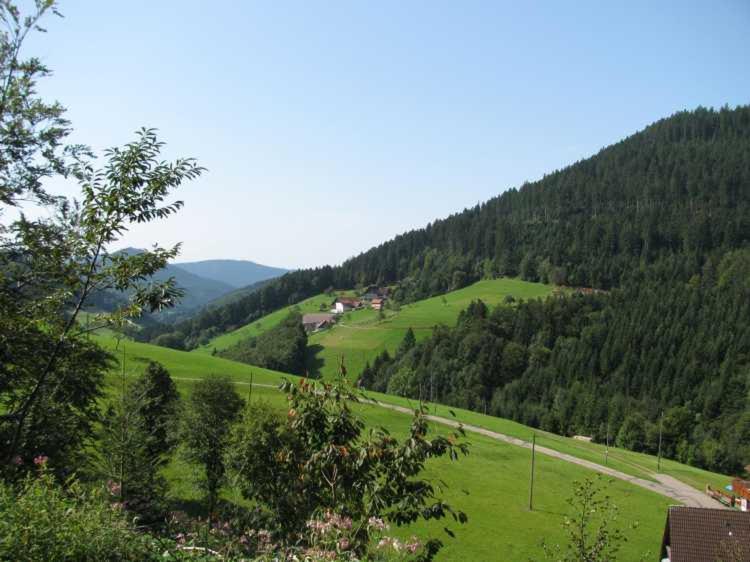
[302,286,389,333]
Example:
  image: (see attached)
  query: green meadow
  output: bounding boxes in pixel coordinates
[307,278,554,379]
[359,393,732,493]
[193,292,342,354]
[94,332,732,561]
[197,278,556,380]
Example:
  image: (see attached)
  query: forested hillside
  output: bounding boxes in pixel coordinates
[219,311,308,375]
[360,250,750,474]
[151,106,750,349]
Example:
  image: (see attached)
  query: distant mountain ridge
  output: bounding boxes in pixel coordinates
[114,248,235,317]
[175,259,289,289]
[111,250,287,321]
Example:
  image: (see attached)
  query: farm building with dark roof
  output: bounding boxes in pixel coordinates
[660,506,750,562]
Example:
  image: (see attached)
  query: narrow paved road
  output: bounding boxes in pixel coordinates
[173,377,723,508]
[369,399,724,509]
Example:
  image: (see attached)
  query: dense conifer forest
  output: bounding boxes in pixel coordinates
[218,311,308,375]
[360,250,750,474]
[148,106,750,474]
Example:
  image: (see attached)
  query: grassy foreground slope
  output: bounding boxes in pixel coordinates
[93,333,732,560]
[308,278,554,379]
[98,332,731,491]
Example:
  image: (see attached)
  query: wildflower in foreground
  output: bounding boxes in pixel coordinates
[367,516,389,531]
[106,480,122,496]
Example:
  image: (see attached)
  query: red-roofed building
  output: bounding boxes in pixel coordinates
[660,506,750,562]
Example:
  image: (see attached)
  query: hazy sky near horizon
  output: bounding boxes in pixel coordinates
[27,0,750,269]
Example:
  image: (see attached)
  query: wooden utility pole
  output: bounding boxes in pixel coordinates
[528,433,536,511]
[430,372,435,413]
[657,411,664,473]
[248,371,254,403]
[605,422,609,466]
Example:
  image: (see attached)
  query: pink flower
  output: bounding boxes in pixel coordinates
[406,537,422,554]
[33,455,48,466]
[367,516,389,531]
[11,455,23,466]
[326,512,352,530]
[106,480,122,496]
[337,537,350,551]
[377,536,404,552]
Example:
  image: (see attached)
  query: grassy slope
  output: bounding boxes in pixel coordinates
[94,334,732,561]
[361,394,730,493]
[193,292,349,354]
[308,278,554,379]
[196,278,553,379]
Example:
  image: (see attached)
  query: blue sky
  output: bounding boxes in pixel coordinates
[30,0,750,268]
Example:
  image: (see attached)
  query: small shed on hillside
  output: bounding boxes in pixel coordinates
[302,313,336,333]
[660,506,750,562]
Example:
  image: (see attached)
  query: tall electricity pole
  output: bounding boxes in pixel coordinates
[605,422,609,466]
[657,411,664,473]
[528,433,537,511]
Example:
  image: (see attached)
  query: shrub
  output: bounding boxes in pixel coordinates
[0,467,158,561]
[226,380,469,558]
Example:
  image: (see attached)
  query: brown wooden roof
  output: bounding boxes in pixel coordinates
[734,479,750,501]
[302,313,335,324]
[661,506,750,562]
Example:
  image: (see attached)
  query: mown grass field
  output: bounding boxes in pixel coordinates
[358,393,732,492]
[193,293,344,354]
[197,278,555,380]
[93,333,733,561]
[307,278,554,379]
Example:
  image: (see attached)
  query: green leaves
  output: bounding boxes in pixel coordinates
[0,1,74,208]
[227,378,469,556]
[540,475,636,562]
[180,376,244,518]
[2,126,203,471]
